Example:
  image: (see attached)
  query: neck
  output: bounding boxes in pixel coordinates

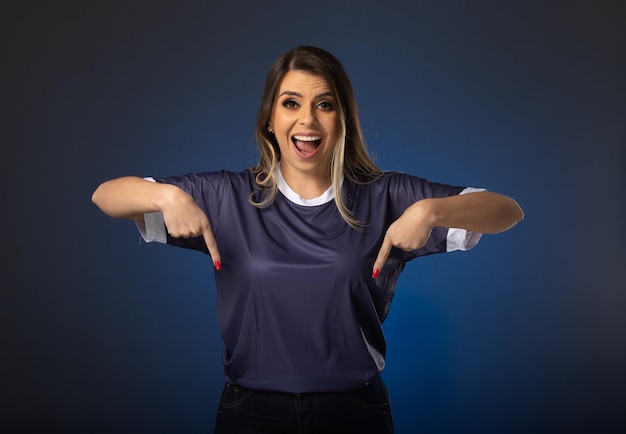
[278,163,332,199]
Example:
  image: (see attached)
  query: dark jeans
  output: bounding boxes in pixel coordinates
[214,375,394,434]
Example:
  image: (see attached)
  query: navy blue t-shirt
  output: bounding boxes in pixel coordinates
[142,168,480,393]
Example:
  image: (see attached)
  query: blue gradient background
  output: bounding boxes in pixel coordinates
[2,1,624,433]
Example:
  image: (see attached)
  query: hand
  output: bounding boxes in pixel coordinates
[161,185,222,270]
[372,200,435,278]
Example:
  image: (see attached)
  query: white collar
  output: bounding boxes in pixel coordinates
[275,164,335,206]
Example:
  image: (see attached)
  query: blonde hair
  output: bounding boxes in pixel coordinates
[251,46,382,229]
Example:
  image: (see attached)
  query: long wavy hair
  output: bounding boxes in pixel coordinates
[251,46,382,228]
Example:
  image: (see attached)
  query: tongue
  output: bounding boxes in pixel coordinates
[294,140,319,153]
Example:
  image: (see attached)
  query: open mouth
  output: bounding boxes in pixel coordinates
[292,135,322,155]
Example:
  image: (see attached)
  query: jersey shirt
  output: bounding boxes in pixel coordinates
[137,166,482,393]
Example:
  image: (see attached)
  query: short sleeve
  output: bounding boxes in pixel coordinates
[383,173,484,259]
[134,177,168,244]
[446,187,485,252]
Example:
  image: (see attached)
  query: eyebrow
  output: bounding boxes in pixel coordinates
[278,90,334,99]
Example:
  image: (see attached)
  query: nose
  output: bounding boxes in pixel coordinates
[299,104,316,126]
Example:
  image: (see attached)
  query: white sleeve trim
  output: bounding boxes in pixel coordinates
[134,177,168,244]
[446,187,486,252]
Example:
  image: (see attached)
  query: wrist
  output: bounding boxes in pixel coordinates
[155,183,189,212]
[411,198,440,228]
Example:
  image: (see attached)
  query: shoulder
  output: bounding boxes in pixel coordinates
[347,171,429,192]
[200,168,255,187]
[155,168,254,188]
[346,171,465,201]
[151,169,258,205]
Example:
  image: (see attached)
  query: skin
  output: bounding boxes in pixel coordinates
[91,71,524,276]
[91,175,222,267]
[269,70,339,199]
[371,191,523,276]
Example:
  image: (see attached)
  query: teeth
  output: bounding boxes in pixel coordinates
[293,135,321,141]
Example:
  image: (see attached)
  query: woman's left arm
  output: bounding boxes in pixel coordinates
[372,191,524,277]
[425,191,524,234]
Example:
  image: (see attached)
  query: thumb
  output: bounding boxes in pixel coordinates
[202,225,222,271]
[372,234,392,279]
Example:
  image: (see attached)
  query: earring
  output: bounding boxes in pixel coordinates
[267,125,274,134]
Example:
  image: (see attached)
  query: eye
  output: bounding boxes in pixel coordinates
[316,101,335,111]
[282,99,299,109]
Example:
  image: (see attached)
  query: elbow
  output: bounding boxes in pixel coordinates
[91,187,100,207]
[91,183,106,209]
[510,198,524,224]
[500,198,524,232]
[514,201,524,223]
[91,180,118,215]
[479,194,524,234]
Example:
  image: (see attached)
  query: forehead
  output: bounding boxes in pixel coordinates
[277,70,331,95]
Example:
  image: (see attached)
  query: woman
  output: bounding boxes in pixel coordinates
[92,46,523,434]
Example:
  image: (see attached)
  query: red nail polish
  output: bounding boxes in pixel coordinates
[372,268,380,279]
[214,260,221,271]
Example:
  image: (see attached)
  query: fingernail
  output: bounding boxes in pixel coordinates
[372,268,380,279]
[214,260,221,271]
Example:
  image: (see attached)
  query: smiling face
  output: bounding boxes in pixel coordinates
[269,70,339,192]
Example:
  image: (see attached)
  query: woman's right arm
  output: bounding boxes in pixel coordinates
[92,176,173,220]
[92,176,222,267]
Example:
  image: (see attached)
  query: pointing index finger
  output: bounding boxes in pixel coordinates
[202,223,222,271]
[372,234,392,279]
